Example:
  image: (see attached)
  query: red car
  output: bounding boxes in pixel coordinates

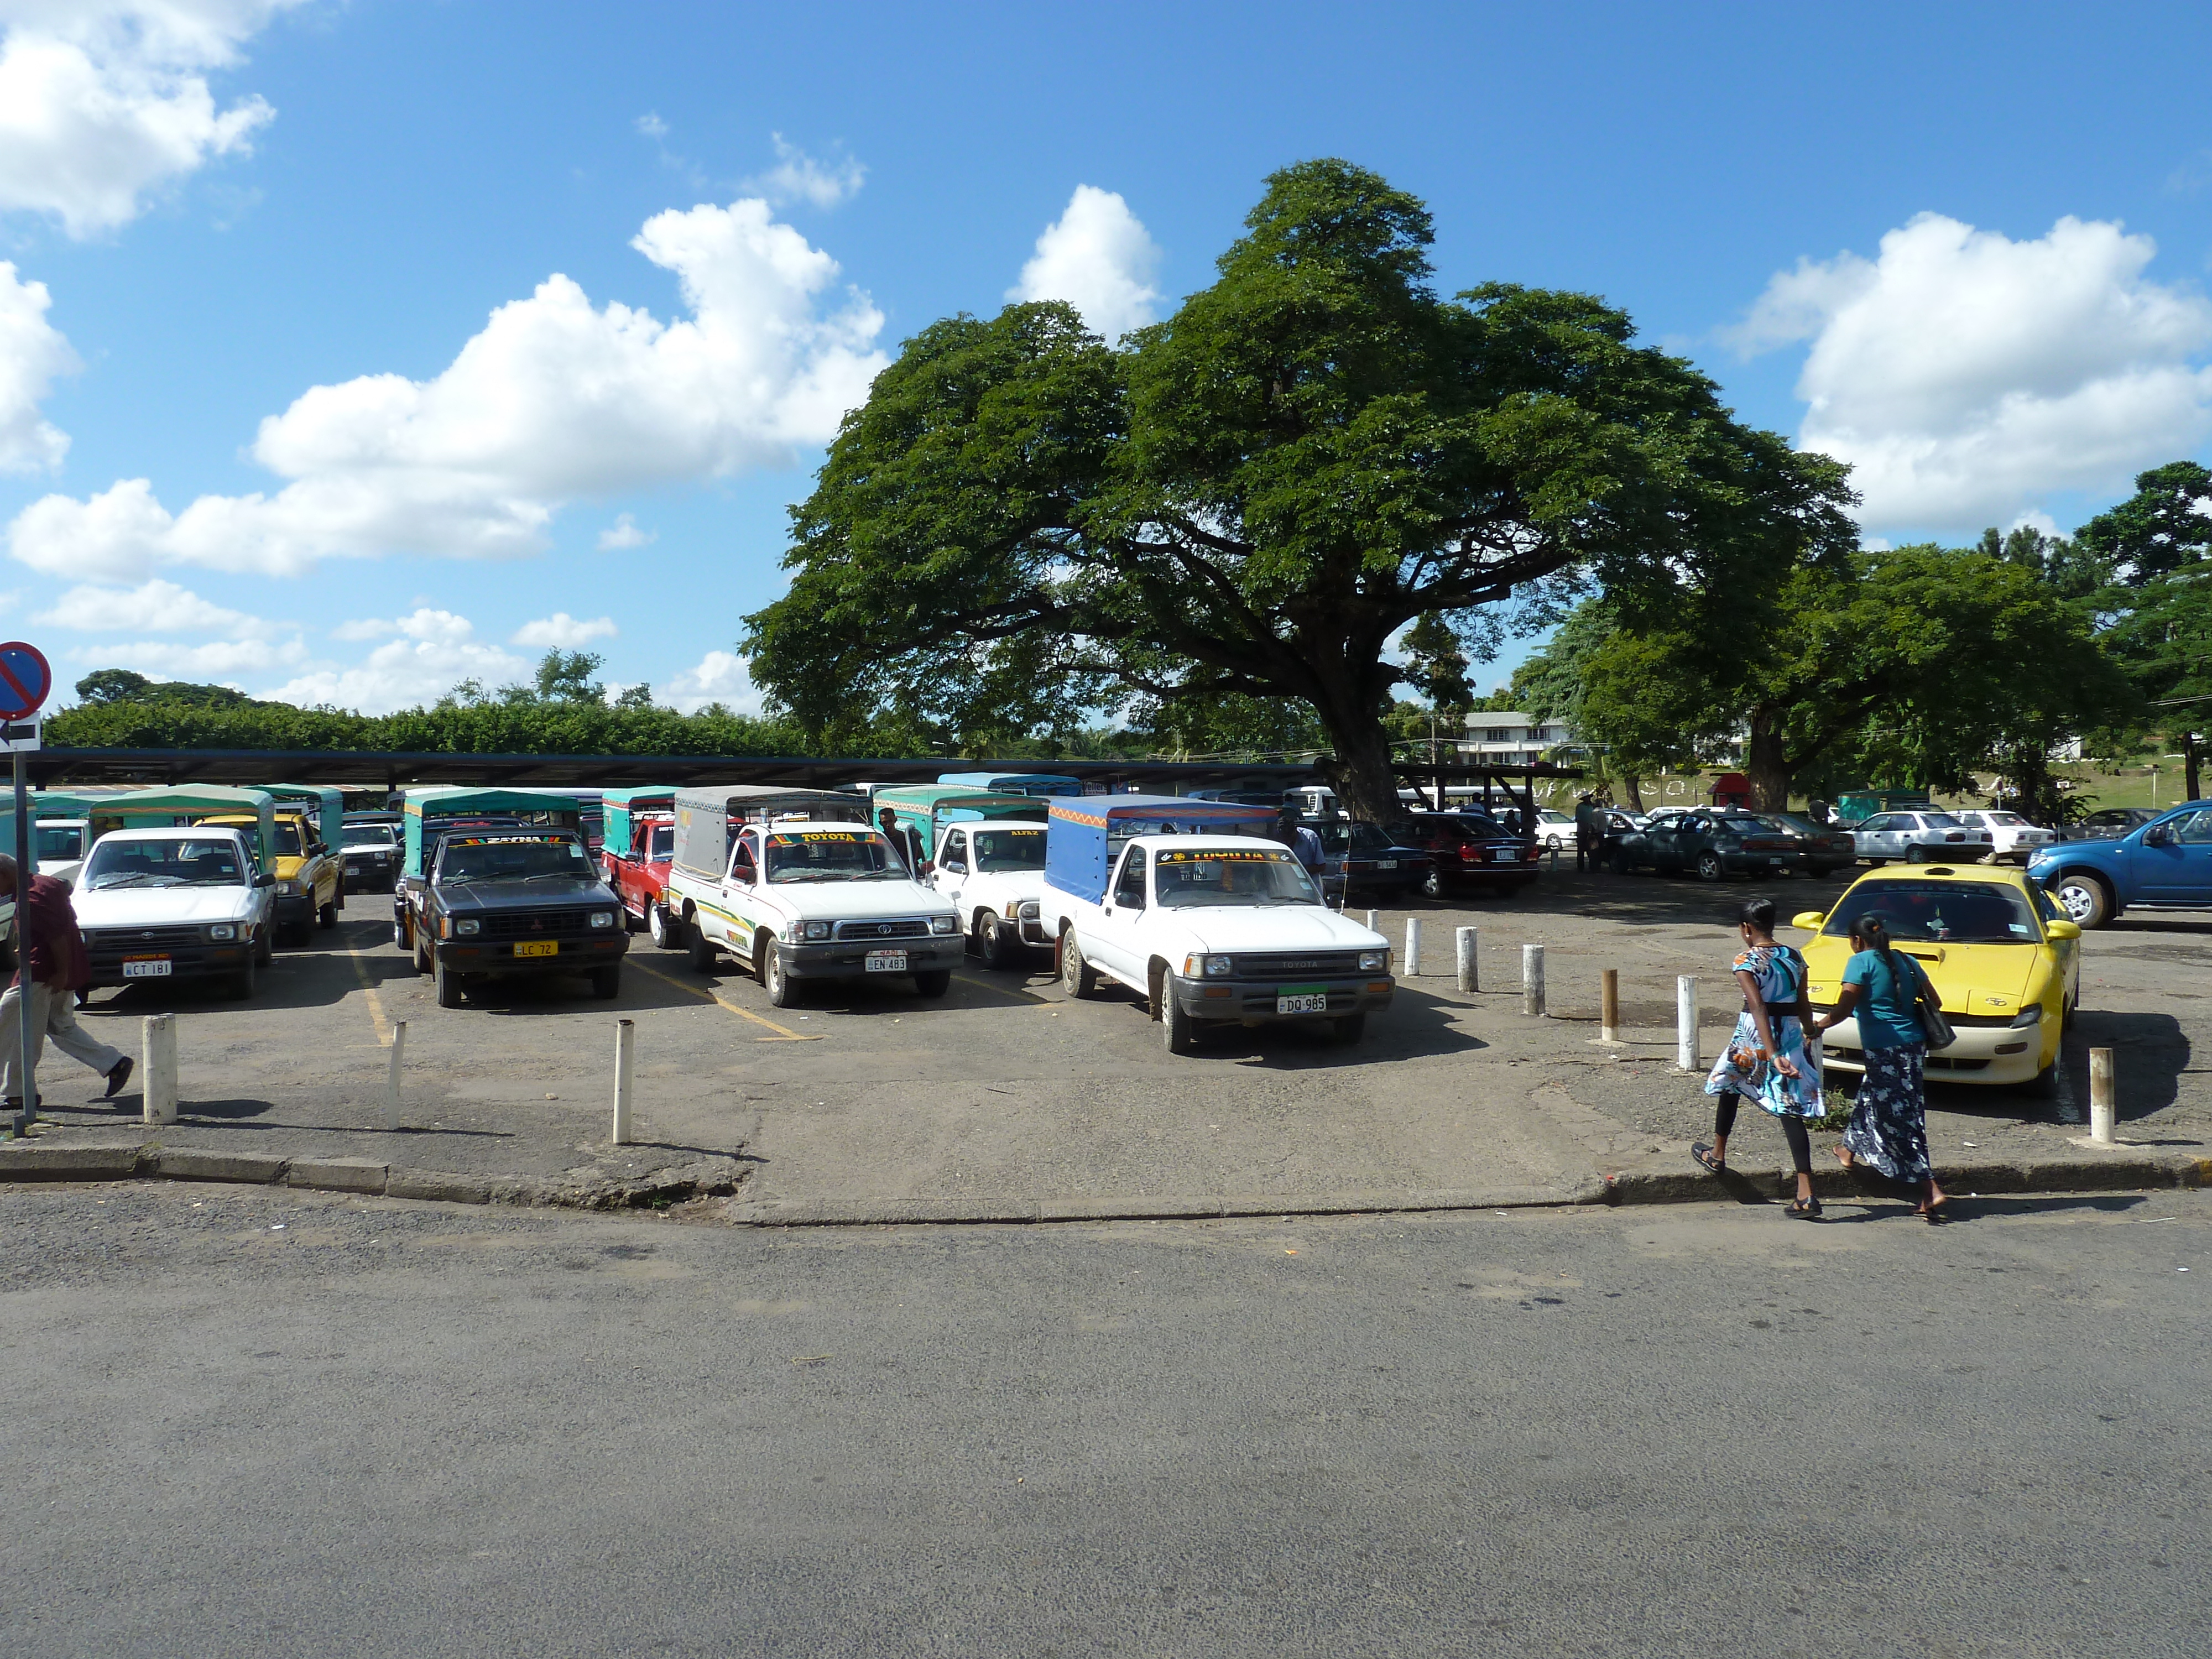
[602,811,677,946]
[1394,811,1541,899]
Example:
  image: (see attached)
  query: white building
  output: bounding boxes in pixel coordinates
[1458,711,1568,766]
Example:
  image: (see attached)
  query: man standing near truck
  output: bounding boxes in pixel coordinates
[877,807,930,877]
[0,853,131,1111]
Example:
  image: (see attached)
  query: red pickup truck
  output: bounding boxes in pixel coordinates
[602,811,677,945]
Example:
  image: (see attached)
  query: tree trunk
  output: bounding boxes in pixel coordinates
[1745,708,1792,813]
[1314,702,1403,822]
[1619,773,1646,813]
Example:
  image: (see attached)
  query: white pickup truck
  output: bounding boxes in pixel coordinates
[71,825,276,998]
[926,818,1050,967]
[1037,794,1395,1053]
[665,786,963,1006]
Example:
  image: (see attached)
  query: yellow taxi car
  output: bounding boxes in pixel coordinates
[1790,859,2080,1095]
[206,810,341,946]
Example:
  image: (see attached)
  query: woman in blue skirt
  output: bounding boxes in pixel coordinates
[1815,914,1952,1223]
[1693,898,1825,1218]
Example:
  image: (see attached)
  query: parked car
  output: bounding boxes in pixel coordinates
[72,826,276,998]
[2026,799,2212,927]
[1606,810,1806,880]
[204,808,341,945]
[2056,807,2159,842]
[926,816,1052,966]
[340,815,401,894]
[1311,818,1429,900]
[1848,810,1995,865]
[1790,862,2080,1094]
[1949,809,2056,864]
[1532,808,1577,852]
[1771,812,1857,877]
[604,811,677,944]
[1395,811,1540,899]
[410,826,628,1008]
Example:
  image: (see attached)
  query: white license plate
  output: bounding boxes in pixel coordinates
[1277,991,1329,1015]
[122,957,172,978]
[1375,859,1397,869]
[865,950,908,973]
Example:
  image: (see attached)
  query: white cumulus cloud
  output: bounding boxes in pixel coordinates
[69,633,307,684]
[0,1,298,237]
[6,196,888,581]
[265,609,528,713]
[744,132,864,210]
[661,648,760,716]
[0,259,74,471]
[36,576,275,635]
[510,611,615,649]
[1733,212,2212,531]
[596,512,653,550]
[1009,185,1162,341]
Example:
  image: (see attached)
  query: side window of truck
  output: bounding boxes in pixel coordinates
[1112,849,1147,910]
[729,832,758,886]
[940,831,968,874]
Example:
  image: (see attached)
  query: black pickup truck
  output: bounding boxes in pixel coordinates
[404,828,628,1007]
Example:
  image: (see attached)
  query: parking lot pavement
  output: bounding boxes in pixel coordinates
[17,867,2208,1211]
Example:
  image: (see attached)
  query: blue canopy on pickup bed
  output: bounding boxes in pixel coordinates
[1044,794,1277,904]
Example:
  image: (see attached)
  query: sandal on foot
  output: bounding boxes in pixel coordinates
[1919,1201,1952,1224]
[1692,1142,1726,1175]
[1785,1197,1823,1220]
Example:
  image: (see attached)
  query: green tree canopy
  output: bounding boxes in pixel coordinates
[744,159,1856,820]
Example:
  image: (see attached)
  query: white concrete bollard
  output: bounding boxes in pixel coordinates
[1404,918,1423,977]
[1365,909,1378,933]
[140,1014,178,1128]
[1677,976,1701,1071]
[2089,1047,2115,1144]
[1522,944,1546,1016]
[612,1019,636,1145]
[1456,926,1479,993]
[383,1020,406,1133]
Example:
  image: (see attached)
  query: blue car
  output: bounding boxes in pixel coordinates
[2027,799,2212,927]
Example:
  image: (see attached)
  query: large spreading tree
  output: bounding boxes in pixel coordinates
[744,159,1858,821]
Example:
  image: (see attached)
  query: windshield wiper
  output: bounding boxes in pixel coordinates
[91,873,170,889]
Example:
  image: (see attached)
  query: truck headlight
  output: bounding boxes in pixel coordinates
[1182,953,1233,977]
[800,920,832,941]
[1018,901,1040,920]
[455,918,481,937]
[206,923,236,941]
[1359,950,1389,972]
[276,879,300,896]
[589,911,615,930]
[2008,1004,2043,1027]
[930,915,958,936]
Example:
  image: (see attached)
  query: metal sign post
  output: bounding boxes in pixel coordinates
[0,643,55,1136]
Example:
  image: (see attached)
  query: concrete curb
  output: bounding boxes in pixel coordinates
[724,1176,1611,1229]
[0,1140,749,1212]
[1604,1150,2212,1206]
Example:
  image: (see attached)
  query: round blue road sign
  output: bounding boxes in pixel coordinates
[0,641,53,721]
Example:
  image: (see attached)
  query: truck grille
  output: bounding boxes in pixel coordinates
[88,926,205,950]
[833,918,932,941]
[1232,951,1363,978]
[481,910,589,937]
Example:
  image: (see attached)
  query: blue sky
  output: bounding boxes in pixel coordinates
[2,1,2209,714]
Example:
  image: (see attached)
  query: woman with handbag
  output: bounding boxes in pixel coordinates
[1813,914,1952,1222]
[1692,898,1825,1218]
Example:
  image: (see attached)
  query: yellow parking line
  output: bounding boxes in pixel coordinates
[345,943,394,1046]
[627,957,821,1041]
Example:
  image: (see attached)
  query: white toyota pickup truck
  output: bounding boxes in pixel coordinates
[664,786,963,1006]
[1037,794,1395,1053]
[71,825,276,998]
[925,818,1050,967]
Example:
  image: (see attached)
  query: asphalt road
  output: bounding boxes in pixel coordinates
[3,1182,2206,1657]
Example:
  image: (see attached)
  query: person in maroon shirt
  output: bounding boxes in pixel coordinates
[0,854,131,1109]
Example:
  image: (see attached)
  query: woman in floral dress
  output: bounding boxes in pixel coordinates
[1693,898,1825,1218]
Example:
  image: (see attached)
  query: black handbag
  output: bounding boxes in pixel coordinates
[1897,952,1955,1050]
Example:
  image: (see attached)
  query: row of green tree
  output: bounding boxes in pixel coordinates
[1506,462,2210,821]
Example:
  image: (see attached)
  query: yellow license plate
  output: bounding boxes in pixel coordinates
[513,941,558,958]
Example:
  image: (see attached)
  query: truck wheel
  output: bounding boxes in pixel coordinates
[913,969,951,999]
[590,965,621,1000]
[228,954,257,1000]
[686,920,717,973]
[648,904,671,949]
[1161,988,1197,1055]
[1332,1012,1366,1045]
[1694,850,1724,882]
[1061,930,1100,998]
[975,910,1008,969]
[434,956,463,1008]
[2051,873,2111,928]
[255,924,274,966]
[317,897,337,930]
[762,944,797,1006]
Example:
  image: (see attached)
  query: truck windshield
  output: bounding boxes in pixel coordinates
[971,828,1045,872]
[648,826,675,862]
[343,823,397,847]
[34,823,82,861]
[1153,846,1320,907]
[437,837,589,882]
[1819,880,2042,945]
[84,838,245,889]
[764,830,902,883]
